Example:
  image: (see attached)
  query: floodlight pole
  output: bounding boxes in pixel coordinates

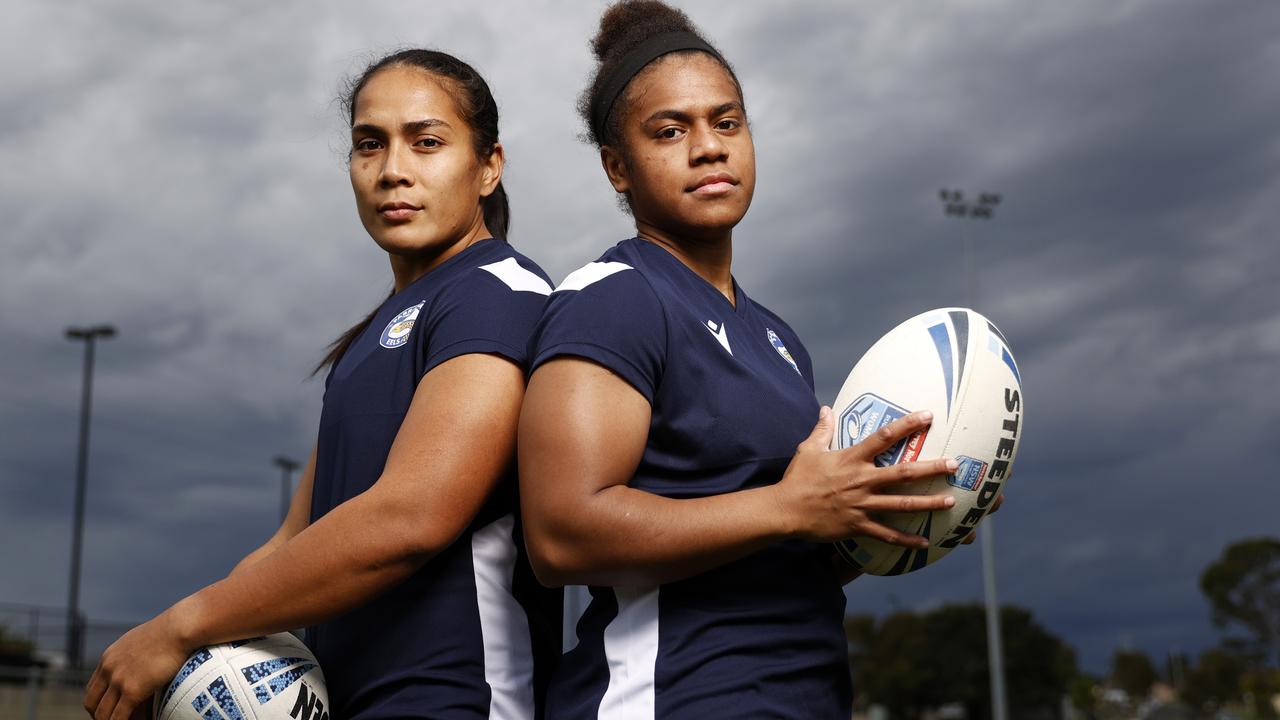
[939,189,1009,720]
[65,324,116,670]
[979,515,1008,720]
[274,456,300,525]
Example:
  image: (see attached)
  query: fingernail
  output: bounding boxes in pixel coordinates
[918,410,933,422]
[944,496,955,507]
[946,458,959,472]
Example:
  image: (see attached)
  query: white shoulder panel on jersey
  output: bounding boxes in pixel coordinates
[479,257,553,295]
[555,261,634,292]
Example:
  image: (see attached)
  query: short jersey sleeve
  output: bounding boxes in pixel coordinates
[419,257,552,374]
[528,262,667,403]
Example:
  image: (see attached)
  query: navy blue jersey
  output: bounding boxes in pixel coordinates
[309,238,562,720]
[528,238,851,719]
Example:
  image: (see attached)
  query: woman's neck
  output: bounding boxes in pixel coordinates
[635,221,735,306]
[389,222,493,292]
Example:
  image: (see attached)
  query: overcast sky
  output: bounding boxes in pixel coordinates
[2,1,1277,676]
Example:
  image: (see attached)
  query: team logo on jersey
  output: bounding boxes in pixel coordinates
[704,319,732,355]
[766,329,801,375]
[379,302,424,349]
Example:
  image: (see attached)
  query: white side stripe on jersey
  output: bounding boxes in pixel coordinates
[479,257,553,295]
[554,261,634,292]
[472,514,536,720]
[597,586,659,720]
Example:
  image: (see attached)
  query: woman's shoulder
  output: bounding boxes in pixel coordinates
[405,241,553,319]
[530,239,669,401]
[548,238,661,302]
[452,239,553,296]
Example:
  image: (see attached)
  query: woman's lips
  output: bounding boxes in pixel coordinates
[378,202,421,221]
[689,172,738,196]
[380,207,419,221]
[692,181,735,196]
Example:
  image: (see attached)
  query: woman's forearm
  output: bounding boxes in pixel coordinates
[169,485,437,649]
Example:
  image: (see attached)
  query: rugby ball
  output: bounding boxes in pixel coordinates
[831,308,1023,576]
[155,632,329,720]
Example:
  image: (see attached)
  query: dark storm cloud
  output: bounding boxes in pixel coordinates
[1,0,1276,674]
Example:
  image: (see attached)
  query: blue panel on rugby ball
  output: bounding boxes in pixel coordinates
[155,632,329,720]
[831,308,1024,576]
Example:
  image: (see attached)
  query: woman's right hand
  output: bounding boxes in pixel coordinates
[775,406,957,547]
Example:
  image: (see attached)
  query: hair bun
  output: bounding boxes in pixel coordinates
[592,0,696,63]
[578,0,739,151]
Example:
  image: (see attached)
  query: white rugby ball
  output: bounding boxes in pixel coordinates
[155,632,329,720]
[831,308,1024,576]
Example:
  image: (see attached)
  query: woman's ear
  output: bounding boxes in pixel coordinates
[600,145,630,194]
[479,143,505,197]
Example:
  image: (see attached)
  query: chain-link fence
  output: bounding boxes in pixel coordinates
[0,665,93,720]
[0,602,134,720]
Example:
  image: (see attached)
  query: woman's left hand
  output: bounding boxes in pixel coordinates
[837,494,1007,584]
[84,610,193,720]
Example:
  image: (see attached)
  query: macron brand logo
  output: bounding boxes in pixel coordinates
[705,320,732,355]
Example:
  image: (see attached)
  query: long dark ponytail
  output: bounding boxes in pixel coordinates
[316,49,509,374]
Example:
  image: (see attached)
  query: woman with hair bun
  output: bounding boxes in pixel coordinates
[518,2,961,718]
[84,49,559,720]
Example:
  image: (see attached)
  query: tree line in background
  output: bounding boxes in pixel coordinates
[845,603,1074,718]
[844,537,1280,719]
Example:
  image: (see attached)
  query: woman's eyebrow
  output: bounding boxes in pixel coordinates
[350,118,452,136]
[643,101,743,125]
[403,118,452,133]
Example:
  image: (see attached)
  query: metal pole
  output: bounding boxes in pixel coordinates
[65,325,114,670]
[274,457,300,525]
[67,334,94,671]
[280,465,290,524]
[941,190,1008,720]
[969,206,1009,720]
[25,665,40,720]
[964,220,975,310]
[982,519,1009,720]
[971,207,1008,720]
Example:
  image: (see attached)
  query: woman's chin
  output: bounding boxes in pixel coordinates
[677,210,749,240]
[372,232,443,257]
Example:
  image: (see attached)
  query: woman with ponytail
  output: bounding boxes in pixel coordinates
[85,49,559,720]
[518,3,959,718]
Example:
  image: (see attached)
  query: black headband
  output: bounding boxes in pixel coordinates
[591,31,724,142]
